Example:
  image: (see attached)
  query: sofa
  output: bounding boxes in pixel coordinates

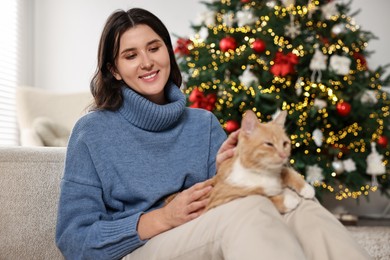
[16,86,92,146]
[1,146,389,260]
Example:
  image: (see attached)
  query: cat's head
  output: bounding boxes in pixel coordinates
[237,110,291,172]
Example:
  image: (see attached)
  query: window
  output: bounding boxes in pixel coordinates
[0,0,28,145]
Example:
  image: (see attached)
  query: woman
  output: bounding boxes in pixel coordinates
[56,8,370,260]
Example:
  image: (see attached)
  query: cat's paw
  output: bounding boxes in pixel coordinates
[299,183,315,199]
[283,190,301,212]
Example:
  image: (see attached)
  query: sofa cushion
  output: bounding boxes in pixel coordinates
[33,117,70,147]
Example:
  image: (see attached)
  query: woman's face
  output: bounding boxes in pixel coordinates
[112,24,171,104]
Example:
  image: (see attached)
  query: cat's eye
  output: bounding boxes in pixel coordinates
[264,142,274,147]
[283,141,290,147]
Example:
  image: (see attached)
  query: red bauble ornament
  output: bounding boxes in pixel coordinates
[241,0,251,2]
[336,101,351,116]
[219,36,237,52]
[188,87,203,103]
[225,120,240,133]
[252,39,266,53]
[377,136,388,148]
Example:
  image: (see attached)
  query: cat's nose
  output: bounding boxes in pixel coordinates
[278,152,288,159]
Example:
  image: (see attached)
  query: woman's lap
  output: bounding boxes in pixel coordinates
[124,195,370,260]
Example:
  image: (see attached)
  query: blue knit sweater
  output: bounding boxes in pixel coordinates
[55,83,227,260]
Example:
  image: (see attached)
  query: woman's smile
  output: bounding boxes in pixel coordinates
[139,70,159,81]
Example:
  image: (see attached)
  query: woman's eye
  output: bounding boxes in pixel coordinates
[149,46,160,52]
[264,142,273,147]
[125,54,136,60]
[283,141,290,147]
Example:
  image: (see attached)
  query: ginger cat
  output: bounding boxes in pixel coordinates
[205,110,315,214]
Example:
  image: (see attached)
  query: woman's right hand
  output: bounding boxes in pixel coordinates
[137,180,213,240]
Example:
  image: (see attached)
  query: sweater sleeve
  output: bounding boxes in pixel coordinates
[207,113,227,178]
[55,127,146,260]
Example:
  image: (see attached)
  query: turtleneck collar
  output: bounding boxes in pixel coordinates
[118,82,186,132]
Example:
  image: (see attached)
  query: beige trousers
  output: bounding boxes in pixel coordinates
[124,195,370,260]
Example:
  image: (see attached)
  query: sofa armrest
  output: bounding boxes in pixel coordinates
[0,146,66,259]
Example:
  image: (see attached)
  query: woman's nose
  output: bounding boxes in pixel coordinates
[140,53,153,69]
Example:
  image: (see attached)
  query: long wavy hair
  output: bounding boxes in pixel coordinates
[90,8,182,111]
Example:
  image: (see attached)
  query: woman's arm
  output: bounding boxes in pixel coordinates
[56,126,146,259]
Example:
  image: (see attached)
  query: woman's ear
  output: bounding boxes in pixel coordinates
[108,63,122,80]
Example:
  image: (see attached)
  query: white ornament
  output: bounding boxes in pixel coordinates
[306,164,324,185]
[307,0,319,19]
[285,22,301,39]
[295,78,303,96]
[312,128,323,147]
[305,35,315,43]
[360,90,378,104]
[266,0,277,8]
[310,48,328,82]
[321,1,339,20]
[181,72,189,84]
[343,158,357,172]
[188,68,195,79]
[225,69,231,82]
[239,66,258,87]
[196,10,216,26]
[222,12,235,27]
[329,55,351,75]
[284,15,301,39]
[310,48,327,71]
[199,27,209,40]
[332,158,345,175]
[313,98,327,110]
[331,23,346,35]
[366,142,386,186]
[236,9,257,27]
[281,0,295,8]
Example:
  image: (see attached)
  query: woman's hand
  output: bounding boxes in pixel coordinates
[137,180,213,240]
[161,180,212,228]
[216,129,239,170]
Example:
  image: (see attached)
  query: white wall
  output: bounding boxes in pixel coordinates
[33,0,205,92]
[349,0,390,74]
[32,0,390,92]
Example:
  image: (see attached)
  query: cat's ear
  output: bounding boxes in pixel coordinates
[273,110,287,126]
[241,110,258,134]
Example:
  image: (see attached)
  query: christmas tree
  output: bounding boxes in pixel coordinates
[175,0,390,200]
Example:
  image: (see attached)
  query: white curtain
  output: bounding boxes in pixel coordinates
[0,0,30,146]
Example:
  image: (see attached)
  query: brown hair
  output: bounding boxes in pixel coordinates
[90,8,182,110]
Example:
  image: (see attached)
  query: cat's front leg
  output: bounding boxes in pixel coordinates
[270,189,300,214]
[281,167,315,199]
[299,182,315,199]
